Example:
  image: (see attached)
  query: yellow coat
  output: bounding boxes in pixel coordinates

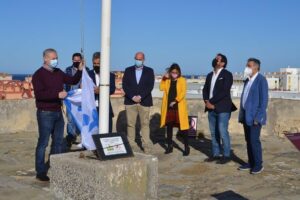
[160,77,189,130]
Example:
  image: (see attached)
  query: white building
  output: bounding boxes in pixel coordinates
[279,67,300,92]
[266,77,280,90]
[0,73,12,81]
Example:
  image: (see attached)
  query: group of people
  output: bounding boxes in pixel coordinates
[202,54,268,176]
[32,49,268,182]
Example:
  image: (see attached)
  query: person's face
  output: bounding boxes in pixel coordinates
[135,53,145,61]
[246,61,259,75]
[170,69,179,79]
[73,56,82,63]
[93,58,100,74]
[44,52,58,65]
[93,58,100,67]
[215,55,225,68]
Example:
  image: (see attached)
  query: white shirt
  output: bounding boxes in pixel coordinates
[95,71,100,86]
[242,72,259,108]
[95,71,100,107]
[135,66,143,84]
[209,68,223,99]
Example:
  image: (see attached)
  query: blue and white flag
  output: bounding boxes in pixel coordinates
[64,68,99,150]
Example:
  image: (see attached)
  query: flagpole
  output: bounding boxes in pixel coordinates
[99,0,111,134]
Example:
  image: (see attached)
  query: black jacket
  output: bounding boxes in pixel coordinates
[88,70,116,117]
[122,65,155,107]
[202,69,237,113]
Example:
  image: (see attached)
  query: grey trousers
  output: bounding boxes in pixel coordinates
[125,104,151,146]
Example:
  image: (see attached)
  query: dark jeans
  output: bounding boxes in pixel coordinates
[35,110,64,176]
[208,111,231,157]
[243,123,263,170]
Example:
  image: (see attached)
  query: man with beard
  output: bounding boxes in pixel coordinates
[202,53,237,164]
[88,52,116,133]
[64,53,86,148]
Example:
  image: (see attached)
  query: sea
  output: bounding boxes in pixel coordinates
[12,74,31,81]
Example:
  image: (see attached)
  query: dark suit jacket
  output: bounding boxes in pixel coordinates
[202,68,237,113]
[122,65,155,107]
[88,70,116,117]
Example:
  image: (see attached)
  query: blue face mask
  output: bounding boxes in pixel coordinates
[49,59,58,68]
[135,60,143,68]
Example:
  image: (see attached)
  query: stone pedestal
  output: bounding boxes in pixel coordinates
[49,151,158,200]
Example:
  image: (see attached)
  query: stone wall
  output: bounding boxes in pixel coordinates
[1,98,300,137]
[0,99,37,133]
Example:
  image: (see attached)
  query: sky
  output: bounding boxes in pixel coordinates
[0,0,300,75]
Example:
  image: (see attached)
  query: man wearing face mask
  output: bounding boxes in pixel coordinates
[32,48,83,181]
[203,53,237,164]
[88,52,116,133]
[238,58,268,174]
[122,52,155,153]
[64,53,85,149]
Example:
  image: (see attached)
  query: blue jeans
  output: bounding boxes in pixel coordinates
[35,110,64,176]
[243,123,263,170]
[66,111,80,137]
[208,111,231,157]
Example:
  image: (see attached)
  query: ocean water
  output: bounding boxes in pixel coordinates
[12,74,31,81]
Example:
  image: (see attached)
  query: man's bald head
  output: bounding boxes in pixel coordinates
[135,52,145,61]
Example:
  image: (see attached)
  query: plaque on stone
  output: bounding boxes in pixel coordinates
[92,133,134,160]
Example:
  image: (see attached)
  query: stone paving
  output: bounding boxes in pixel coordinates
[0,131,299,200]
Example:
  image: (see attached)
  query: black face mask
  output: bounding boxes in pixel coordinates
[73,62,80,69]
[93,65,100,74]
[212,59,218,68]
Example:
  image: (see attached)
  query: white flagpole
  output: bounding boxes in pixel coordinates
[99,0,111,134]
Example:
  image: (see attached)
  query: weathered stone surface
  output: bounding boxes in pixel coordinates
[1,98,300,137]
[0,131,299,200]
[49,151,158,200]
[0,99,37,133]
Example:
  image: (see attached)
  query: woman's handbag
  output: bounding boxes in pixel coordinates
[166,107,180,126]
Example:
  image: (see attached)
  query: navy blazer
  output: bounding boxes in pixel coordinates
[88,70,116,117]
[122,65,155,107]
[238,73,269,126]
[202,69,236,113]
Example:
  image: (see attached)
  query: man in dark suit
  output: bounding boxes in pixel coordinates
[238,58,268,174]
[122,52,155,153]
[88,52,116,133]
[203,53,236,164]
[64,53,84,149]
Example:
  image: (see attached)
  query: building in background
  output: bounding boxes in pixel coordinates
[278,67,300,92]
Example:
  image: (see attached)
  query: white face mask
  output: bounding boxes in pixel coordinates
[244,67,253,78]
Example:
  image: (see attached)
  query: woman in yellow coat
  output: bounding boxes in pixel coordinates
[160,63,190,156]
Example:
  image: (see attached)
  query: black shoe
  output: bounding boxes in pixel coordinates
[66,135,76,148]
[164,145,173,154]
[36,174,50,182]
[238,164,251,171]
[183,146,190,156]
[216,157,231,164]
[204,156,221,162]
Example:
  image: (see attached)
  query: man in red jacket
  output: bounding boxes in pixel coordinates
[32,48,83,181]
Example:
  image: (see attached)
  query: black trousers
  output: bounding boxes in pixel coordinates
[166,124,188,145]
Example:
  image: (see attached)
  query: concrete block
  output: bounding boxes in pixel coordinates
[49,151,158,200]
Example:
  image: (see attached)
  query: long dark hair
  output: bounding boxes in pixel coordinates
[168,63,182,77]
